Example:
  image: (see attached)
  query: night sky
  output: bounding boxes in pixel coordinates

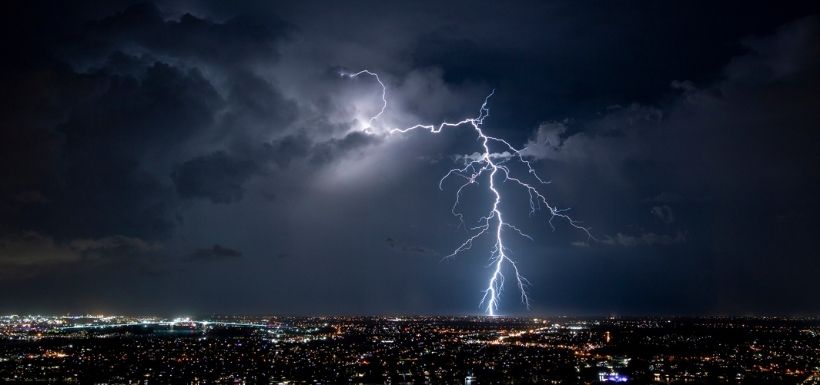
[2,1,819,316]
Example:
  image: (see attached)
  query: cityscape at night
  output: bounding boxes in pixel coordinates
[1,315,819,384]
[3,0,820,383]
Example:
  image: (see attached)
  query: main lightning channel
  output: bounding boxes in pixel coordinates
[342,70,592,316]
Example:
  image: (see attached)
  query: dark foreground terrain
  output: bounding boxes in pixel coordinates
[1,315,818,384]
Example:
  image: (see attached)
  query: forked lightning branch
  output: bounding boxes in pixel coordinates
[342,70,593,316]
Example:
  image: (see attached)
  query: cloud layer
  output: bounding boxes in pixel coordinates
[1,1,818,315]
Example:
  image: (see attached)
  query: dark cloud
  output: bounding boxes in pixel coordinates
[0,2,291,244]
[85,2,291,66]
[519,15,820,313]
[59,61,222,152]
[0,232,161,279]
[266,133,311,167]
[172,151,258,204]
[644,192,684,204]
[50,61,223,239]
[187,244,243,262]
[217,71,299,158]
[600,232,687,247]
[408,1,820,135]
[385,237,438,257]
[650,205,675,224]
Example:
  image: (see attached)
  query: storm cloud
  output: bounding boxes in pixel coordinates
[1,0,818,315]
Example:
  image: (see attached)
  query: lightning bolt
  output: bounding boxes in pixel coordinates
[342,70,593,316]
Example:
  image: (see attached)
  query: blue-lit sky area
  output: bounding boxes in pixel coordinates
[1,1,819,316]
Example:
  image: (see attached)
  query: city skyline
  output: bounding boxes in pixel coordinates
[1,314,818,384]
